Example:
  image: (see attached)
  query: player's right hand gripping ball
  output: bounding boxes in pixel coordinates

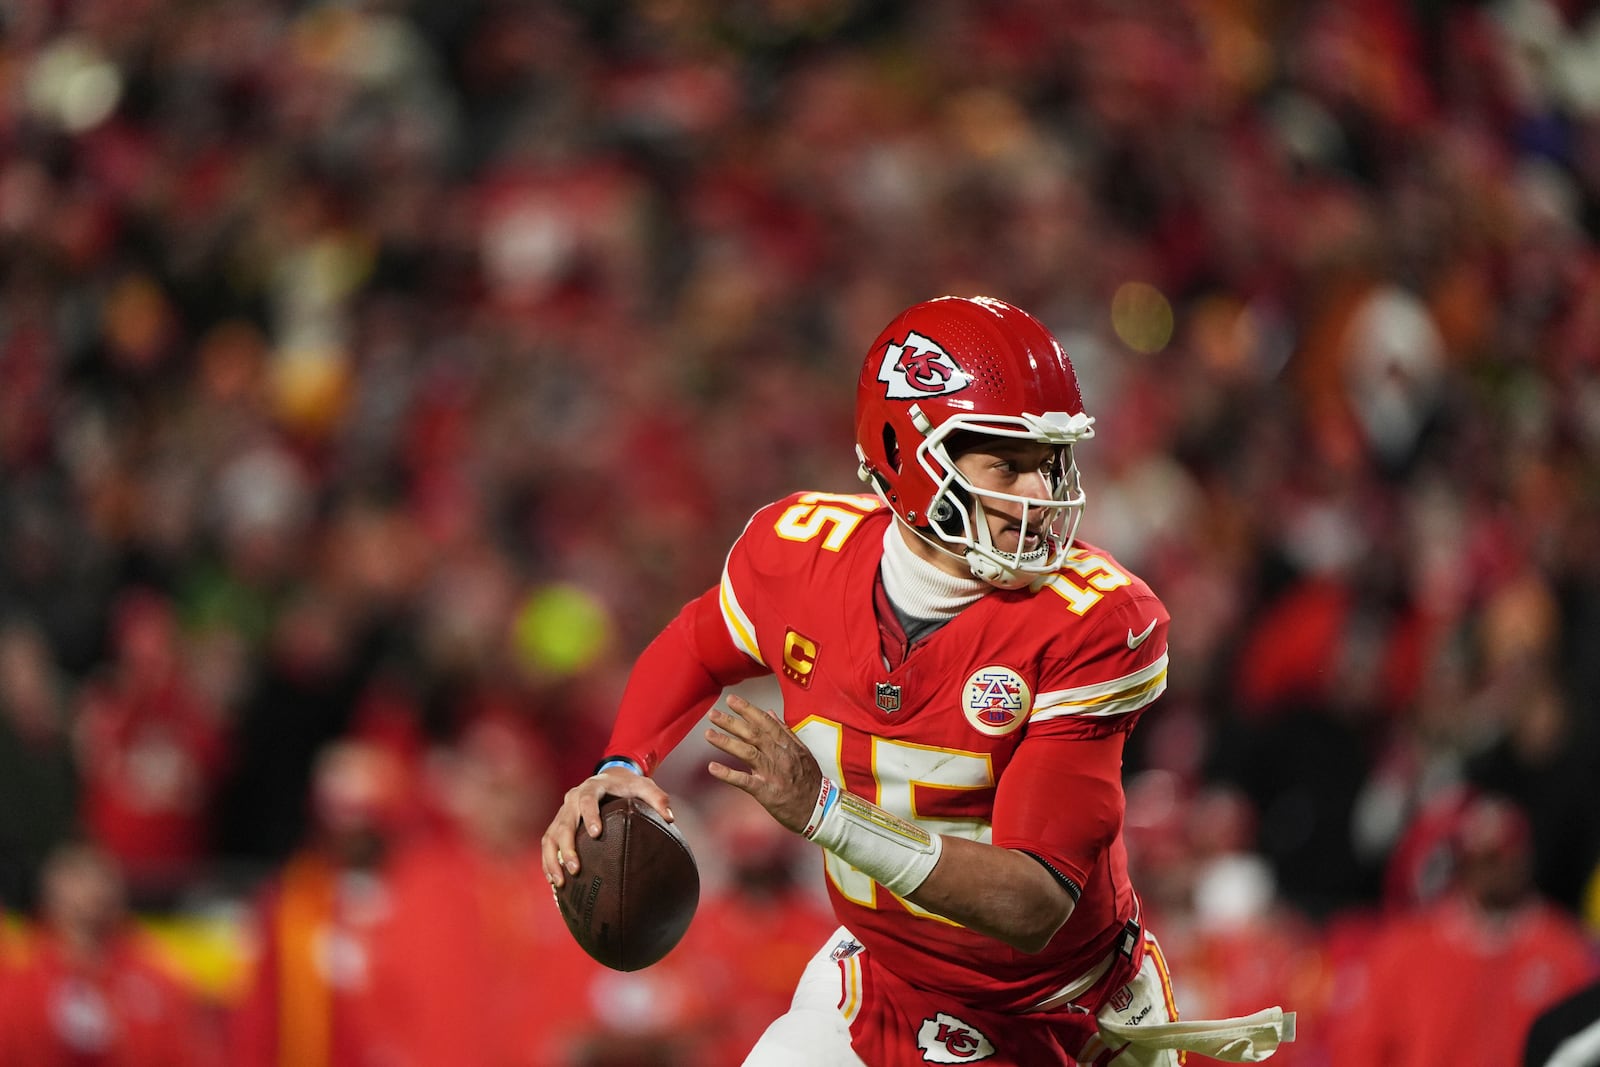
[554,796,700,971]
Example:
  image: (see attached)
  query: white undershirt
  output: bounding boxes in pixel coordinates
[879,522,988,626]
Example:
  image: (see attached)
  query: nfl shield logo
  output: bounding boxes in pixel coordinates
[875,682,902,713]
[829,938,863,961]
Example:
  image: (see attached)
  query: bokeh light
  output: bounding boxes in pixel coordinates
[512,583,613,678]
[1111,281,1175,354]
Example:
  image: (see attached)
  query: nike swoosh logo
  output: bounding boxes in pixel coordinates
[1126,619,1157,650]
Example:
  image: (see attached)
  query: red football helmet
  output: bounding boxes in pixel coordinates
[855,296,1095,588]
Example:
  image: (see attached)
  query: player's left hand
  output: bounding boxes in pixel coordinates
[705,693,824,835]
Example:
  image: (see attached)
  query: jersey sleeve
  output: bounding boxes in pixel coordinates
[603,581,768,775]
[1027,589,1170,741]
[603,496,823,774]
[990,729,1125,897]
[988,578,1171,889]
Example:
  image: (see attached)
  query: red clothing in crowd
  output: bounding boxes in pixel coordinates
[377,833,596,1067]
[679,883,839,1065]
[1157,912,1329,1067]
[228,852,407,1067]
[75,675,227,892]
[0,930,214,1067]
[1331,893,1599,1067]
[73,592,229,893]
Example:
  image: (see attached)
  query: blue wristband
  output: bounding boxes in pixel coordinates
[802,777,841,839]
[821,782,842,818]
[595,757,641,775]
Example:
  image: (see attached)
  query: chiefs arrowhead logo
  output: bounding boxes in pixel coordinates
[877,331,972,399]
[916,1012,996,1062]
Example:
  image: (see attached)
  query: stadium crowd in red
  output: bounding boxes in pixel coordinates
[2,0,1599,1064]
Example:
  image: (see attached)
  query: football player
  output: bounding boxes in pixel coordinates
[542,296,1293,1065]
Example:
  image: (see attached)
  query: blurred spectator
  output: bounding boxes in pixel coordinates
[74,590,228,905]
[1330,793,1600,1067]
[376,711,589,1067]
[215,593,386,869]
[0,618,79,911]
[1124,772,1328,1066]
[1463,572,1600,915]
[0,842,218,1067]
[227,739,413,1067]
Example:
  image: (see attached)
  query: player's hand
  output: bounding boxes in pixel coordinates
[540,766,672,889]
[705,693,823,835]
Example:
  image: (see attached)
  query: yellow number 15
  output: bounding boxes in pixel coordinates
[774,493,880,552]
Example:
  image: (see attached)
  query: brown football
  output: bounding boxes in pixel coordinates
[554,796,700,971]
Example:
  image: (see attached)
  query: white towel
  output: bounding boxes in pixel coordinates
[1098,1006,1297,1063]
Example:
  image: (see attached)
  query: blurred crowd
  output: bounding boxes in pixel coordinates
[2,0,1600,1064]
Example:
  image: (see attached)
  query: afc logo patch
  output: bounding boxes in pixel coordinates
[782,629,819,688]
[962,666,1031,737]
[876,330,972,399]
[916,1012,996,1062]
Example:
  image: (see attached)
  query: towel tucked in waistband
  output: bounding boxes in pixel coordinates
[1098,1006,1296,1063]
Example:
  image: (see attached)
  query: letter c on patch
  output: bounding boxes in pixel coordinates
[783,629,818,688]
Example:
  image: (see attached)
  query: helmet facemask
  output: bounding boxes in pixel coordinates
[910,406,1095,589]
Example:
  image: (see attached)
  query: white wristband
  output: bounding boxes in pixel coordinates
[801,777,839,839]
[804,779,943,897]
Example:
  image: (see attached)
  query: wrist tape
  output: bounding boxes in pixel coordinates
[801,777,942,897]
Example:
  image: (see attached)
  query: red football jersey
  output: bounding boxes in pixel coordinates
[608,491,1171,1013]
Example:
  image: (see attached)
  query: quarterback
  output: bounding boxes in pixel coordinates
[543,297,1293,1065]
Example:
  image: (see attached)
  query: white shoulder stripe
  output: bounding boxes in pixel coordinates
[1030,652,1168,722]
[719,567,765,666]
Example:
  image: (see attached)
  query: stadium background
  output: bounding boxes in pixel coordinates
[2,0,1599,1063]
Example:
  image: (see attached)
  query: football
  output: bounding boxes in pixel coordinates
[554,796,700,971]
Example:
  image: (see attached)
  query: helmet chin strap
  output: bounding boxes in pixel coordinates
[964,549,1028,589]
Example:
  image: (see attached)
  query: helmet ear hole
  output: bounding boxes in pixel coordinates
[881,424,901,473]
[930,482,972,536]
